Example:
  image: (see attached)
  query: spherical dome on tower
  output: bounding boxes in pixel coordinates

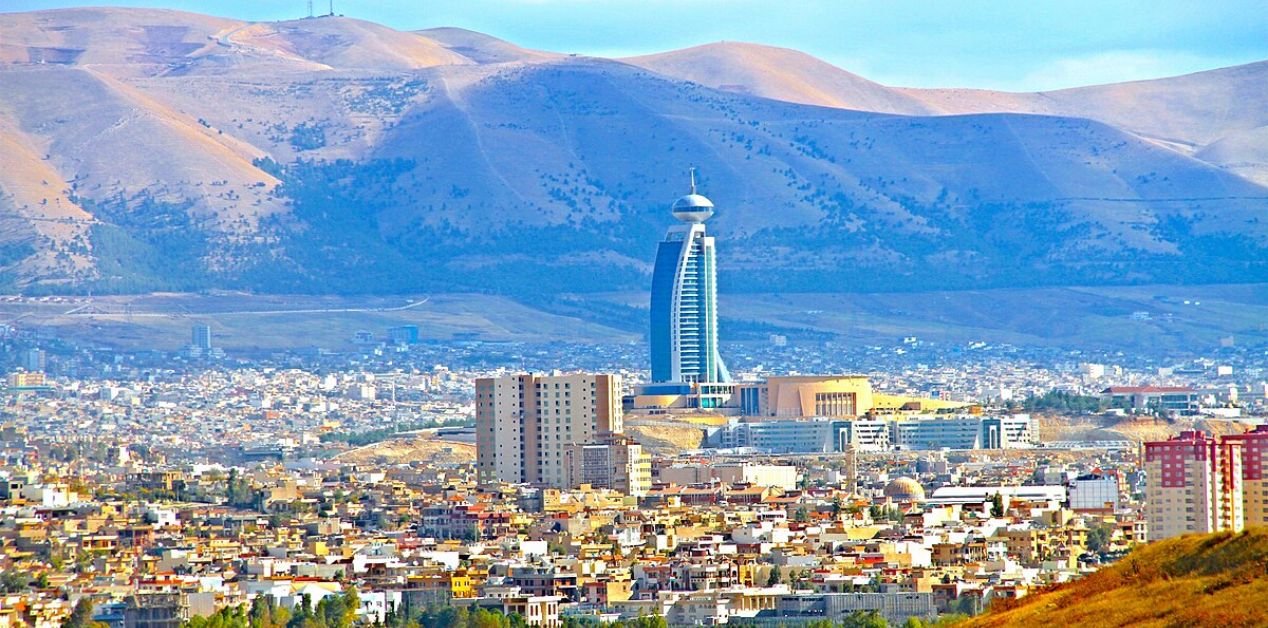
[672,193,715,223]
[883,477,926,502]
[672,167,715,223]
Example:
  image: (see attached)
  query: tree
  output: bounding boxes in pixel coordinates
[1087,524,1113,553]
[287,594,314,628]
[186,604,248,628]
[0,570,31,592]
[341,586,359,624]
[766,564,782,586]
[317,594,348,628]
[226,468,239,504]
[905,616,970,628]
[65,598,107,628]
[626,616,668,628]
[840,610,889,628]
[248,596,274,628]
[991,493,1005,518]
[951,596,979,616]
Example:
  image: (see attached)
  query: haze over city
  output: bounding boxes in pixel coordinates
[1,1,1267,627]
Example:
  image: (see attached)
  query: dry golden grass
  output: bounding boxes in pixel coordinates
[227,17,471,71]
[625,424,705,456]
[333,436,475,466]
[967,527,1268,628]
[1036,415,1256,444]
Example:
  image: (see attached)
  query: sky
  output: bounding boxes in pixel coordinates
[5,0,1268,91]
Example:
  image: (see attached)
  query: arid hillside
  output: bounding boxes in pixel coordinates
[1,8,1266,297]
[966,528,1268,627]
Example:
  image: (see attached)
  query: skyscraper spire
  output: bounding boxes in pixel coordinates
[671,168,715,224]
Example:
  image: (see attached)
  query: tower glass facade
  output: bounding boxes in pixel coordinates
[650,183,730,383]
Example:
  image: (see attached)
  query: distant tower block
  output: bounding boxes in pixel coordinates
[192,324,213,350]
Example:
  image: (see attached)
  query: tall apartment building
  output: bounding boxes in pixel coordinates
[476,373,621,488]
[191,324,213,350]
[1222,425,1268,527]
[21,348,46,372]
[1144,430,1243,540]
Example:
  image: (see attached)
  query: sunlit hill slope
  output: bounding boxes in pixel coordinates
[1,7,1266,295]
[967,528,1268,628]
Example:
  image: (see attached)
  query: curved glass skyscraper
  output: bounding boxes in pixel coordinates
[650,174,731,384]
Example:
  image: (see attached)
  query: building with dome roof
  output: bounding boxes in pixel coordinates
[883,477,926,502]
[649,169,730,384]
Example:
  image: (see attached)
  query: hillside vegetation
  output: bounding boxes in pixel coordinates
[967,528,1268,627]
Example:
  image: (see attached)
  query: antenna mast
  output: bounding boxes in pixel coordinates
[306,0,313,18]
[689,166,697,194]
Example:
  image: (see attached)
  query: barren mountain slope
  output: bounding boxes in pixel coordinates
[417,27,560,65]
[221,17,472,72]
[626,41,1268,181]
[907,62,1268,181]
[907,62,1268,149]
[0,7,1265,296]
[624,42,933,114]
[377,57,1268,239]
[0,7,238,73]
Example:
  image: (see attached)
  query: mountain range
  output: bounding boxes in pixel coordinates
[1,7,1267,296]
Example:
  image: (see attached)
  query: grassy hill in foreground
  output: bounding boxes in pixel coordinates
[967,528,1268,627]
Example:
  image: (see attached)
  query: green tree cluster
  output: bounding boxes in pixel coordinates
[65,598,110,628]
[225,468,258,509]
[0,570,31,593]
[1086,523,1115,553]
[1022,391,1118,413]
[382,604,529,628]
[559,615,667,628]
[185,587,358,628]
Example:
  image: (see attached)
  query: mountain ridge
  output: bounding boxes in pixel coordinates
[1,7,1266,295]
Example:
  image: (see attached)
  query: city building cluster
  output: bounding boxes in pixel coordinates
[0,180,1263,626]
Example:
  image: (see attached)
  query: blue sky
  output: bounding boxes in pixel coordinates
[6,0,1267,91]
